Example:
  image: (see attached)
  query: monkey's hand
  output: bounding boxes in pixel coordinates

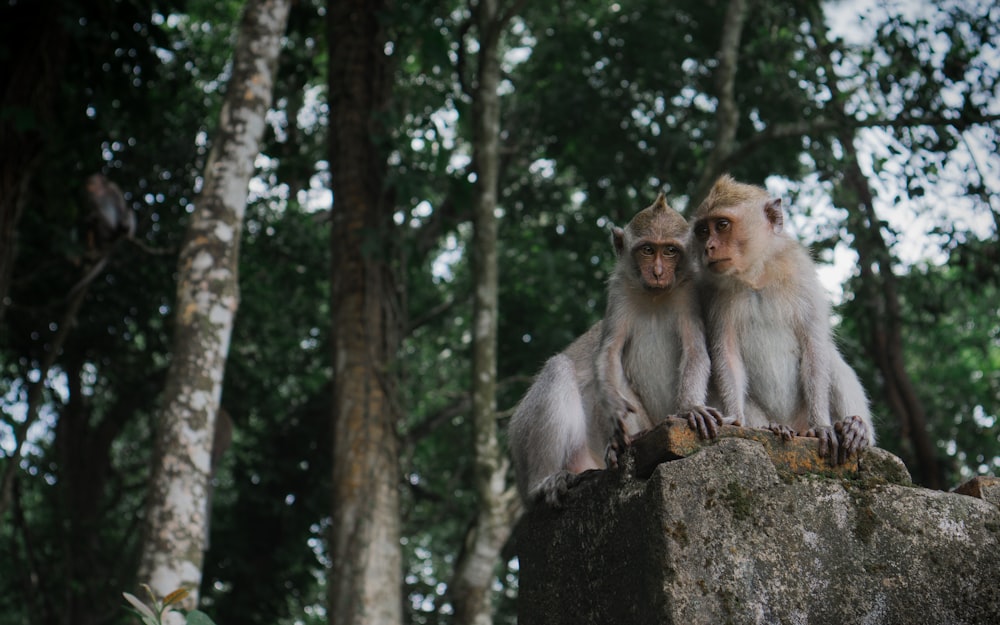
[604,415,633,470]
[768,422,797,442]
[598,391,637,470]
[683,405,725,439]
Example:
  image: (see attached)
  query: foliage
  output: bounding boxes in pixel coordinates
[1,0,998,623]
[123,587,216,625]
[840,237,1000,484]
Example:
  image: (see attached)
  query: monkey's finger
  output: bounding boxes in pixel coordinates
[701,411,719,439]
[704,406,726,426]
[686,410,716,439]
[824,430,841,466]
[604,444,620,470]
[768,422,795,442]
[809,427,834,461]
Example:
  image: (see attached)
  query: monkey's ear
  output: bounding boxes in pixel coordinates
[764,198,783,233]
[612,226,626,257]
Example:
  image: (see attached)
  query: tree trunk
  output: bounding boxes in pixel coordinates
[689,0,750,208]
[807,14,944,489]
[837,142,944,489]
[450,2,523,624]
[326,2,403,624]
[138,0,289,608]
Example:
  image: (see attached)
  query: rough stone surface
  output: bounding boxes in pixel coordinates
[631,418,868,479]
[954,476,1000,507]
[517,435,1000,625]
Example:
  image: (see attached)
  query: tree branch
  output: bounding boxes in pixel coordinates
[724,112,1000,170]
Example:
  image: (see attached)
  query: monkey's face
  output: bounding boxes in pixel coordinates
[631,241,682,290]
[693,211,744,276]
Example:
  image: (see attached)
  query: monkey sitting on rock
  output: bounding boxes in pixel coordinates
[509,193,723,508]
[692,174,875,465]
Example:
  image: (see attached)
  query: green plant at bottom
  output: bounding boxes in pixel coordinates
[123,586,217,625]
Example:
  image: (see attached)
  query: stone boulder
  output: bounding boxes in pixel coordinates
[516,420,1000,625]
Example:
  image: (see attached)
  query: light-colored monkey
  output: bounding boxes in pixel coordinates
[509,193,722,507]
[691,174,874,464]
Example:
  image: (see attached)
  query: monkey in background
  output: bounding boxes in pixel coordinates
[84,173,135,250]
[692,174,874,465]
[509,193,723,508]
[68,173,135,298]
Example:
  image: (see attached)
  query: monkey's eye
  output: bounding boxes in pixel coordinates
[693,224,708,239]
[640,245,655,256]
[664,246,679,257]
[715,219,731,232]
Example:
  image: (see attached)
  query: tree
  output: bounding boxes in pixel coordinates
[139,0,290,606]
[449,1,525,624]
[688,0,750,207]
[326,1,404,623]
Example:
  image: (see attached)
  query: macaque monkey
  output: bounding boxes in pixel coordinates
[84,174,135,249]
[692,174,874,464]
[509,193,722,507]
[69,174,135,298]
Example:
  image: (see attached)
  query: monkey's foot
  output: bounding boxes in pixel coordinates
[533,470,603,508]
[683,405,725,439]
[768,422,797,442]
[804,419,869,466]
[533,471,578,508]
[834,415,870,463]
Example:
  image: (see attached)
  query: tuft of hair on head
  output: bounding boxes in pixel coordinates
[697,174,771,216]
[651,190,669,213]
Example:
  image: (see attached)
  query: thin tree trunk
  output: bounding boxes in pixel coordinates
[837,141,943,489]
[450,2,523,624]
[807,12,944,489]
[689,0,749,208]
[327,2,403,624]
[138,0,289,608]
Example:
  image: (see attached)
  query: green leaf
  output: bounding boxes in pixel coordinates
[122,592,160,625]
[185,610,217,625]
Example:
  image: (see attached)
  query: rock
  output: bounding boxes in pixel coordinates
[954,476,1000,507]
[517,437,1000,625]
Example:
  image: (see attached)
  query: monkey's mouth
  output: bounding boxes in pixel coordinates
[644,283,671,291]
[706,258,731,272]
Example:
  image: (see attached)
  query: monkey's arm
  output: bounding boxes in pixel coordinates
[676,297,724,439]
[814,358,874,464]
[796,298,835,431]
[796,288,845,461]
[709,311,747,424]
[594,311,649,467]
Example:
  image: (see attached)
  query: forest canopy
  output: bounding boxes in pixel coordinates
[0,0,998,624]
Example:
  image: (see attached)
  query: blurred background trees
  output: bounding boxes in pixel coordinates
[0,0,997,624]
